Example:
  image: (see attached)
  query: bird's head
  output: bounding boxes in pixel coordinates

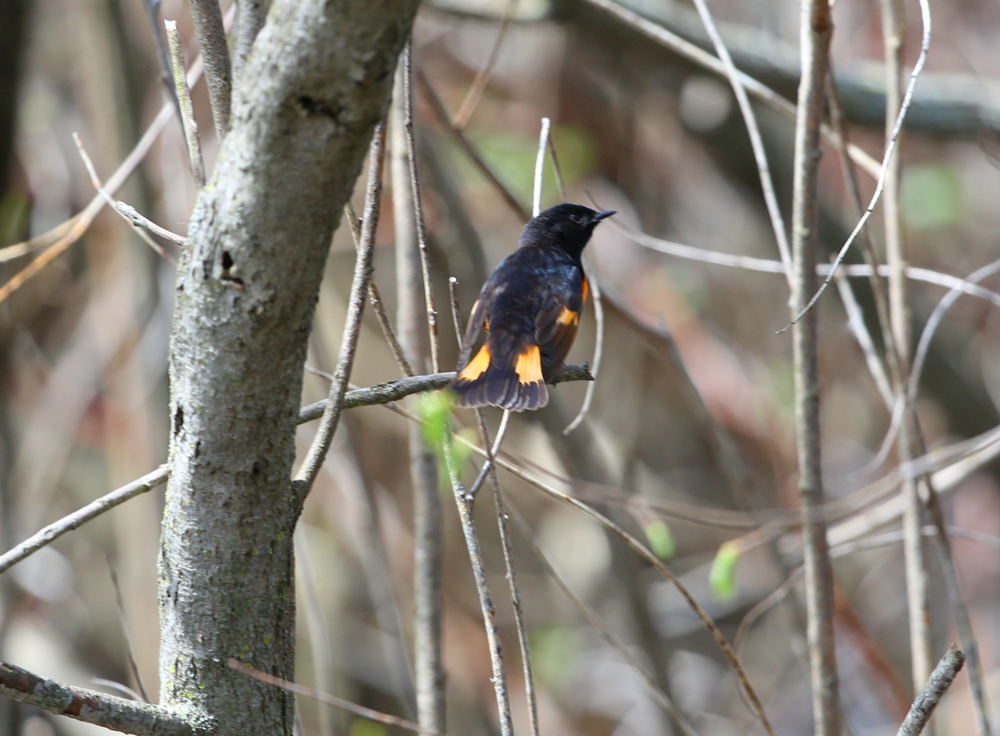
[520,203,616,260]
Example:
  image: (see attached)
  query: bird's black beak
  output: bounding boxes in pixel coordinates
[593,210,616,222]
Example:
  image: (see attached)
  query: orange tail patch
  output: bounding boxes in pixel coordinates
[450,341,549,411]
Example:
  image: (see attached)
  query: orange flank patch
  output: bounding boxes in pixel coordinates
[514,345,543,384]
[556,306,579,327]
[581,277,589,304]
[458,344,491,381]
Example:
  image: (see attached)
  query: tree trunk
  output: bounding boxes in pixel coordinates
[160,3,419,734]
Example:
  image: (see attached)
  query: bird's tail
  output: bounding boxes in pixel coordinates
[449,338,549,411]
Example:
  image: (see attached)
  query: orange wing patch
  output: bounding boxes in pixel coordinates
[458,344,491,381]
[514,344,543,384]
[581,277,589,304]
[556,306,579,327]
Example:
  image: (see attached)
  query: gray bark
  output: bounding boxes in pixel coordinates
[160,3,419,735]
[390,61,446,732]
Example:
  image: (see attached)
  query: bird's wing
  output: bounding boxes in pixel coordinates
[457,283,493,370]
[535,269,586,380]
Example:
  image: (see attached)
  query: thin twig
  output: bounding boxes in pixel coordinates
[441,434,514,736]
[115,202,188,247]
[229,661,446,736]
[579,0,881,181]
[466,410,511,498]
[187,0,231,140]
[453,0,520,130]
[165,20,206,188]
[106,559,150,703]
[443,285,512,736]
[72,133,175,263]
[0,6,227,277]
[910,257,1000,403]
[825,68,901,396]
[897,646,964,736]
[344,200,413,377]
[506,501,700,736]
[789,0,839,732]
[0,465,169,576]
[140,0,183,137]
[616,223,1000,307]
[394,54,446,731]
[416,69,530,221]
[402,42,441,373]
[688,0,791,284]
[834,272,894,410]
[787,0,932,328]
[879,0,933,704]
[910,431,993,735]
[500,457,775,736]
[451,280,540,736]
[293,122,387,494]
[91,679,145,703]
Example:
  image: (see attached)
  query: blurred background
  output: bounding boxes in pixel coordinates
[2,0,1000,735]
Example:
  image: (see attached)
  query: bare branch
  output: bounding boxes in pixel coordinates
[452,0,520,129]
[115,202,188,247]
[298,364,592,421]
[72,133,175,262]
[393,48,445,731]
[401,42,441,373]
[579,0,881,180]
[187,0,232,140]
[688,0,791,282]
[344,200,414,377]
[441,432,514,736]
[788,0,932,327]
[0,661,206,736]
[294,121,387,494]
[416,69,530,221]
[0,366,591,580]
[229,661,444,736]
[789,0,839,732]
[164,20,206,188]
[0,11,223,270]
[0,465,169,576]
[506,502,700,736]
[834,272,894,410]
[897,646,965,736]
[616,223,1000,308]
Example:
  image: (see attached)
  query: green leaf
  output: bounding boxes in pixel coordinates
[417,390,455,451]
[349,719,387,736]
[709,542,740,601]
[644,519,676,561]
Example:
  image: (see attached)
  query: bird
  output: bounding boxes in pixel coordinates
[449,203,615,411]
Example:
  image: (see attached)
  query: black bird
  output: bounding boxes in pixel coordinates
[450,203,615,411]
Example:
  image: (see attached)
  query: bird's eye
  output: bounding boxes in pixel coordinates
[570,214,583,224]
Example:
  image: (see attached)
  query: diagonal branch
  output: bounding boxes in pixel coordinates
[294,121,388,495]
[897,646,965,736]
[0,661,208,736]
